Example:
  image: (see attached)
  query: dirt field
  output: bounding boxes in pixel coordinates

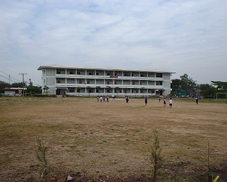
[0,97,227,182]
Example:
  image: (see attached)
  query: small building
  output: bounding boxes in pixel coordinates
[2,88,27,96]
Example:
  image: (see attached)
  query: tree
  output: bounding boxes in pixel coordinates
[77,87,81,93]
[171,74,197,96]
[171,79,183,93]
[199,84,215,98]
[0,81,10,93]
[180,74,197,96]
[11,82,25,88]
[43,85,49,94]
[27,86,42,94]
[211,81,227,90]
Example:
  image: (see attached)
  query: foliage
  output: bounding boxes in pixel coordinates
[172,74,197,96]
[27,86,42,94]
[0,81,10,93]
[150,130,162,182]
[11,82,24,88]
[199,84,215,98]
[77,87,81,93]
[211,81,227,90]
[43,85,49,94]
[36,138,48,179]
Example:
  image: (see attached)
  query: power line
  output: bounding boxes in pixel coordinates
[0,74,9,81]
[0,70,9,76]
[0,70,21,82]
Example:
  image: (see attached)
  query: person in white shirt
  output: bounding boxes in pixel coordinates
[169,98,173,108]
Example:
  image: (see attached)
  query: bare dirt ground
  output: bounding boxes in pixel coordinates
[0,97,227,182]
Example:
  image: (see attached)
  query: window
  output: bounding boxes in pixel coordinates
[79,81,82,84]
[87,81,90,84]
[156,73,162,78]
[69,88,75,92]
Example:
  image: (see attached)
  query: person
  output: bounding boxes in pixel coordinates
[126,96,129,103]
[97,96,99,102]
[159,97,161,102]
[106,96,109,103]
[145,97,147,105]
[169,98,173,108]
[196,97,199,104]
[100,96,103,102]
[163,98,166,107]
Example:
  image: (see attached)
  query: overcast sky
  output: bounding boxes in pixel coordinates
[0,0,227,86]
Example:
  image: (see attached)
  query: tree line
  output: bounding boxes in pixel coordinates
[1,74,227,98]
[171,74,227,98]
[0,81,41,95]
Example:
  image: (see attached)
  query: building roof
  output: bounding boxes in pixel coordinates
[3,88,27,91]
[37,64,176,74]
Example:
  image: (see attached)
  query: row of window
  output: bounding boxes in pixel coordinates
[68,88,156,94]
[56,79,162,85]
[56,69,162,78]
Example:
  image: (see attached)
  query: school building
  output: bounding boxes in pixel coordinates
[37,65,175,97]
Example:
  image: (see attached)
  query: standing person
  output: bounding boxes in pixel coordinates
[145,97,147,105]
[106,96,109,103]
[196,97,199,104]
[97,96,99,102]
[126,96,129,103]
[169,98,173,108]
[163,98,166,107]
[159,97,161,102]
[100,96,103,102]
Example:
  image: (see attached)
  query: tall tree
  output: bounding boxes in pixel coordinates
[171,74,197,96]
[211,81,227,90]
[199,84,215,98]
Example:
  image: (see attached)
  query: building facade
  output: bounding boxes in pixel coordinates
[2,88,27,96]
[38,65,175,97]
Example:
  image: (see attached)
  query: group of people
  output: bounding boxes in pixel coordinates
[144,97,173,108]
[97,96,109,103]
[162,97,173,108]
[97,95,173,108]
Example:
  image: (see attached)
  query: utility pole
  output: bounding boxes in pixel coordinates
[9,75,10,84]
[19,73,27,98]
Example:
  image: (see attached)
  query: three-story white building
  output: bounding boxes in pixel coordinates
[38,65,175,97]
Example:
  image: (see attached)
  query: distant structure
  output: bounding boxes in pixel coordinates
[2,88,27,96]
[38,65,175,96]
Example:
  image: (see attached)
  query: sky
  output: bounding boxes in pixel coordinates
[0,0,227,86]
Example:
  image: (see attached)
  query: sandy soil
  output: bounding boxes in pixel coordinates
[0,97,226,181]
